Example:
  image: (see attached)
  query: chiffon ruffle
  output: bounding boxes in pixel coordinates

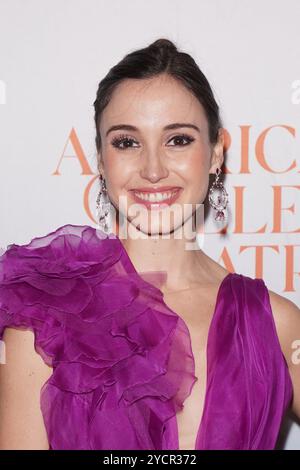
[0,224,197,449]
[0,223,294,449]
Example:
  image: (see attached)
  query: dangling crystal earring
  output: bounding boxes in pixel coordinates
[96,174,111,233]
[208,167,229,221]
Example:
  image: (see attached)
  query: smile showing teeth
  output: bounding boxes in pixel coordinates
[133,190,178,202]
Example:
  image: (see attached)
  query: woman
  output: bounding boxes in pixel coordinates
[0,38,299,450]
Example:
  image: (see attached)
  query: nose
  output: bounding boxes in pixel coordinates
[139,147,169,183]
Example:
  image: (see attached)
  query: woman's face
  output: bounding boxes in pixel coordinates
[98,74,224,236]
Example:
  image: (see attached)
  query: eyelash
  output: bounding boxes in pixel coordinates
[110,133,195,150]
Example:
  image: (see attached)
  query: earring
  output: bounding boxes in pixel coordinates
[96,174,111,233]
[208,167,229,221]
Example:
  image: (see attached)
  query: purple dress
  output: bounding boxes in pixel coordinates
[0,224,293,450]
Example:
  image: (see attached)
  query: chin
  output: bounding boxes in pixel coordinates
[126,215,186,238]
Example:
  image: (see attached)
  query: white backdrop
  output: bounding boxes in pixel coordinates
[0,0,299,449]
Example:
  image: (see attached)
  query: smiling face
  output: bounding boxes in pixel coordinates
[97,73,224,236]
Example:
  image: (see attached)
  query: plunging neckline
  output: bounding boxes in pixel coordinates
[174,271,231,450]
[113,232,232,450]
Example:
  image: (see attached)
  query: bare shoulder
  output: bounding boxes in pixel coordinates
[1,327,53,376]
[267,289,300,419]
[267,289,300,367]
[0,327,53,449]
[198,252,231,285]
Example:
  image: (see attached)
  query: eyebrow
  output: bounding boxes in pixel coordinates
[105,122,201,137]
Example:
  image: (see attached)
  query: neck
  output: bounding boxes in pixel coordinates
[115,215,212,291]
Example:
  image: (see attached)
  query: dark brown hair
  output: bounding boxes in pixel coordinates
[93,38,222,154]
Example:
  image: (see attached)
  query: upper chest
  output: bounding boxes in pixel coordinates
[162,286,220,450]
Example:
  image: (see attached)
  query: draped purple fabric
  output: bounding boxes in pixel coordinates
[0,224,293,450]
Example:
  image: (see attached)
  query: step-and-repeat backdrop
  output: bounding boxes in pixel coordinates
[0,0,299,449]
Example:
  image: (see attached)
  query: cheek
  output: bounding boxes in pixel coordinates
[183,151,211,201]
[182,150,210,183]
[104,160,133,207]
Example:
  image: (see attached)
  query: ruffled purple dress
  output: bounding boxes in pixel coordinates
[0,224,293,450]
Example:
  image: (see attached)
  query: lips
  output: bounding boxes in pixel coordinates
[130,187,182,210]
[130,186,182,193]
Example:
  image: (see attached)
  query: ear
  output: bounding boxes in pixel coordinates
[97,152,105,178]
[209,128,225,174]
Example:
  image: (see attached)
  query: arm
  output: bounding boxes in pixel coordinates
[0,327,53,449]
[268,290,300,419]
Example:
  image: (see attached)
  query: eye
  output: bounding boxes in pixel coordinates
[111,134,139,150]
[167,133,195,146]
[110,132,195,151]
